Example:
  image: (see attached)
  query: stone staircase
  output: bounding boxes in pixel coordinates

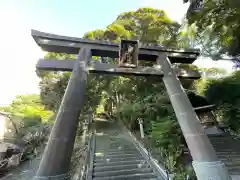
[90,120,164,180]
[208,134,240,175]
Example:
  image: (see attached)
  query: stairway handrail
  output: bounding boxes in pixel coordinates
[79,128,96,180]
[78,132,92,180]
[119,121,172,180]
[85,130,95,180]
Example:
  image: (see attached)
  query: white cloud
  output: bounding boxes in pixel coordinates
[0,7,44,106]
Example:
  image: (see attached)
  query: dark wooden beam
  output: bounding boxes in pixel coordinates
[32,30,200,64]
[36,59,201,79]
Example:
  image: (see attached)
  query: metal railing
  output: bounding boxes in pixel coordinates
[119,121,171,180]
[79,129,95,180]
[78,132,91,180]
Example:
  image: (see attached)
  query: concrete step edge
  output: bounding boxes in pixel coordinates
[95,154,142,160]
[94,157,142,163]
[93,167,153,177]
[95,149,138,154]
[98,148,137,151]
[94,163,150,172]
[94,159,146,167]
[92,172,157,180]
[95,152,140,158]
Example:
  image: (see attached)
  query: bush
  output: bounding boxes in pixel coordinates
[22,115,42,128]
[193,71,240,134]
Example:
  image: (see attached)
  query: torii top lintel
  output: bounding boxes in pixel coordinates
[31,29,200,64]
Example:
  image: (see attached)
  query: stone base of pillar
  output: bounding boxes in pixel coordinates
[192,161,232,180]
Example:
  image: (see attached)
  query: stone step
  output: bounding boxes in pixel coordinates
[212,142,240,146]
[219,158,240,162]
[107,146,134,150]
[94,152,140,159]
[210,138,234,141]
[227,167,240,174]
[92,172,157,180]
[218,156,240,160]
[107,140,131,143]
[95,153,142,160]
[95,137,129,141]
[96,148,138,155]
[94,159,146,167]
[224,161,240,167]
[216,151,240,155]
[96,139,132,144]
[94,156,143,163]
[94,163,150,172]
[211,141,238,144]
[216,150,240,153]
[217,153,240,156]
[105,148,136,152]
[108,146,135,150]
[211,140,239,142]
[214,147,240,150]
[108,140,132,143]
[93,167,153,177]
[96,143,135,148]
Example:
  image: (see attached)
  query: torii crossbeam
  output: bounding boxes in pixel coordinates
[32,30,231,180]
[32,30,200,78]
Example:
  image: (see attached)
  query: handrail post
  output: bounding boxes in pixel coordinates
[88,108,93,125]
[158,53,232,180]
[82,120,89,145]
[137,118,145,139]
[33,48,91,180]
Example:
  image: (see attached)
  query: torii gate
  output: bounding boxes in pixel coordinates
[31,30,231,180]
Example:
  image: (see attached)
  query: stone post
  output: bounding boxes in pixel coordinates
[88,108,93,124]
[138,118,145,139]
[33,48,91,180]
[82,121,88,144]
[157,53,231,180]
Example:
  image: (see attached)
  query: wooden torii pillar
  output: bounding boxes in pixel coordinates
[31,30,231,180]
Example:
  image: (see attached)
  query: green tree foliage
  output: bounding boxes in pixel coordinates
[115,8,180,45]
[84,7,182,47]
[187,0,240,57]
[0,94,53,124]
[0,94,53,153]
[83,29,105,40]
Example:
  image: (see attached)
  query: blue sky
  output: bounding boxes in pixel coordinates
[1,0,189,37]
[0,0,233,106]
